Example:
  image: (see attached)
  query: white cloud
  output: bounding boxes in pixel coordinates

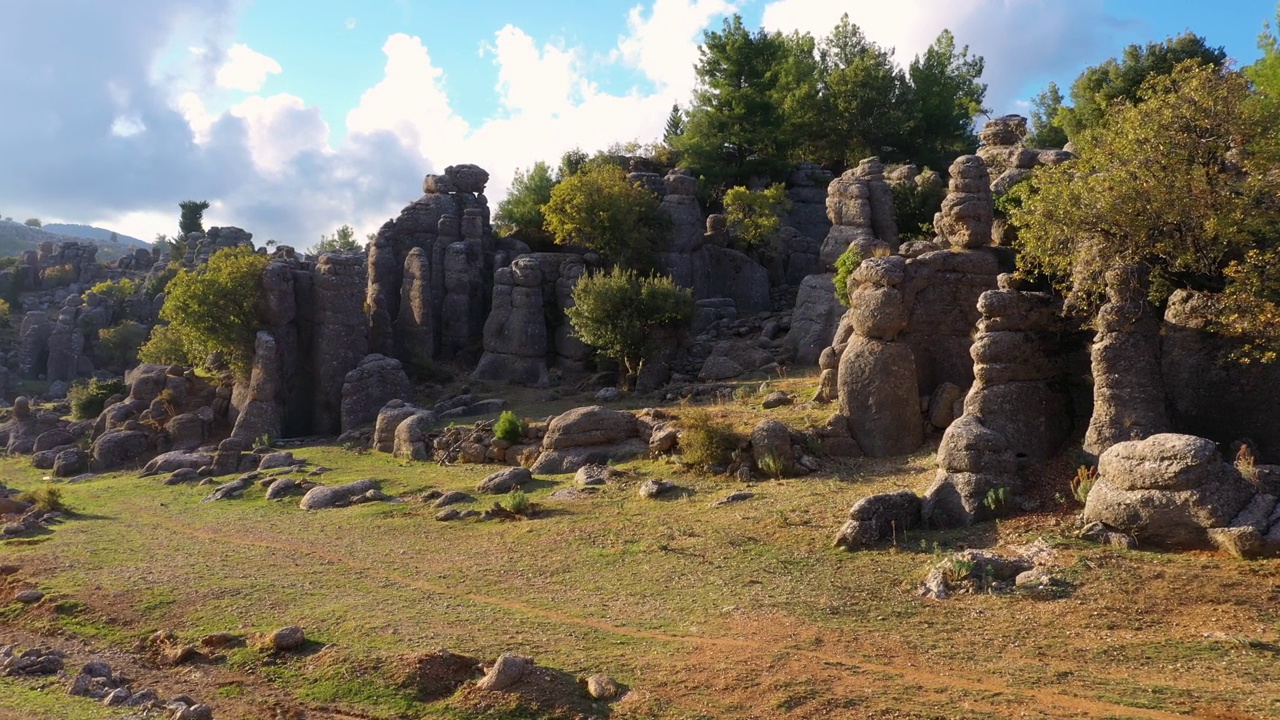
[488,25,584,116]
[229,94,332,174]
[215,43,282,92]
[345,17,357,30]
[110,115,146,137]
[761,0,1119,113]
[617,0,737,97]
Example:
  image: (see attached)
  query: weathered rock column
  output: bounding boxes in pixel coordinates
[819,158,897,268]
[312,253,369,435]
[936,156,994,249]
[1083,265,1170,457]
[836,256,922,457]
[472,257,550,387]
[231,331,283,443]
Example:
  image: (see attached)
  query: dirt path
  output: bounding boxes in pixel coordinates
[149,517,1196,720]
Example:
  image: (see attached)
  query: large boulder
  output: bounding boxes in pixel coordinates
[340,354,413,433]
[834,491,922,549]
[837,336,922,457]
[1083,434,1256,548]
[91,430,150,472]
[542,406,638,450]
[299,478,379,510]
[783,274,844,366]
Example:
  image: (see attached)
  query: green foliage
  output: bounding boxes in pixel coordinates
[832,244,865,307]
[315,224,360,254]
[1057,33,1226,139]
[901,30,988,171]
[0,298,9,327]
[178,200,210,236]
[0,257,16,271]
[663,103,685,144]
[723,184,790,252]
[494,411,523,443]
[67,378,126,420]
[501,488,531,516]
[23,218,41,228]
[982,486,1010,515]
[544,163,667,269]
[1248,6,1280,163]
[1026,82,1069,149]
[557,148,589,180]
[41,263,75,286]
[890,179,945,242]
[1071,466,1097,505]
[1009,63,1280,337]
[95,321,148,373]
[137,324,187,366]
[494,161,556,243]
[678,408,740,470]
[16,485,67,513]
[88,278,139,323]
[757,451,788,480]
[143,264,179,298]
[565,267,693,387]
[141,246,268,376]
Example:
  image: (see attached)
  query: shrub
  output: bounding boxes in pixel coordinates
[678,408,740,470]
[494,411,523,443]
[0,298,9,327]
[502,488,531,515]
[543,162,668,270]
[137,324,188,367]
[983,486,1011,516]
[89,278,139,323]
[67,378,126,420]
[832,244,864,307]
[149,246,268,376]
[757,451,787,480]
[16,485,68,513]
[890,178,945,242]
[96,321,148,373]
[566,267,694,390]
[723,183,791,253]
[143,263,179,298]
[41,263,76,287]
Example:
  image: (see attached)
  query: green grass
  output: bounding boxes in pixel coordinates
[2,374,1280,718]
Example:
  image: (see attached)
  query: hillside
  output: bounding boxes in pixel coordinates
[0,219,146,262]
[41,223,148,249]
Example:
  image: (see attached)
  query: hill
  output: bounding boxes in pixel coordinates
[42,223,149,249]
[0,219,147,262]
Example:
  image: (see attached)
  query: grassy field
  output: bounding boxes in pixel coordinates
[2,375,1279,719]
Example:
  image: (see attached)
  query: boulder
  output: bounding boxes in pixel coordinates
[542,406,637,450]
[477,467,533,494]
[299,478,379,510]
[837,336,922,457]
[834,491,922,549]
[91,430,149,472]
[340,355,413,433]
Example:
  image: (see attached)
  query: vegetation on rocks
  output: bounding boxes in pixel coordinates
[723,183,790,252]
[544,163,667,270]
[67,378,126,420]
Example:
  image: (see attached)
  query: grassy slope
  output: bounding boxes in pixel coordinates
[2,376,1279,719]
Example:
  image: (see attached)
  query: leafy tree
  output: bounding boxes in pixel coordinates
[543,163,667,269]
[1057,33,1226,139]
[663,104,684,144]
[89,278,140,324]
[557,148,589,181]
[138,246,268,376]
[494,161,556,242]
[108,231,119,244]
[1009,63,1280,358]
[24,218,41,228]
[722,184,791,252]
[1026,82,1069,148]
[1247,5,1280,159]
[677,16,798,189]
[900,30,988,171]
[810,15,908,166]
[178,200,210,236]
[95,321,147,374]
[315,224,360,253]
[566,267,694,390]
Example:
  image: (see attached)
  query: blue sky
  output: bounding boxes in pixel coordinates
[0,0,1275,245]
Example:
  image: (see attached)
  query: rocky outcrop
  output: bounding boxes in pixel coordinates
[340,354,412,433]
[1083,265,1170,457]
[782,274,844,366]
[819,158,898,268]
[312,253,369,435]
[231,331,283,443]
[783,163,833,243]
[473,257,550,387]
[924,415,1018,527]
[836,256,922,457]
[935,156,993,249]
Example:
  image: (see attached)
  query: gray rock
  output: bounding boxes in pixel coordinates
[299,478,379,510]
[477,467,532,494]
[476,653,529,691]
[639,479,678,499]
[835,490,922,549]
[434,490,473,507]
[340,354,413,433]
[268,625,305,651]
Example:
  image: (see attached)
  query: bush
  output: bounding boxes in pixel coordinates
[494,411,523,443]
[502,488,532,515]
[566,268,694,390]
[0,298,9,327]
[832,244,864,307]
[890,178,945,242]
[41,263,76,287]
[149,246,268,376]
[96,321,148,373]
[678,408,740,470]
[89,278,139,323]
[67,378,126,420]
[143,264,179,298]
[136,324,188,367]
[543,163,668,270]
[16,485,68,513]
[723,184,791,253]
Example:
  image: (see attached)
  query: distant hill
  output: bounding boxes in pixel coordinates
[0,219,149,262]
[42,223,149,249]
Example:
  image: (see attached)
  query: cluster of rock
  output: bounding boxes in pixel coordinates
[976,115,1074,199]
[1,485,66,539]
[16,289,113,382]
[180,226,253,267]
[1,396,93,476]
[1083,434,1280,557]
[918,539,1064,600]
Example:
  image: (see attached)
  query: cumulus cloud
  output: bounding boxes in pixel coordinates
[617,0,738,97]
[215,43,283,92]
[761,0,1125,113]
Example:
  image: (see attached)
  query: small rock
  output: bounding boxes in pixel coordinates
[595,387,622,403]
[267,625,305,652]
[575,464,612,487]
[199,633,241,649]
[477,467,532,494]
[421,489,444,501]
[711,491,754,507]
[434,490,473,508]
[585,673,623,700]
[639,479,677,499]
[476,653,530,691]
[102,687,131,706]
[174,704,214,720]
[760,391,794,409]
[435,508,461,522]
[15,589,44,604]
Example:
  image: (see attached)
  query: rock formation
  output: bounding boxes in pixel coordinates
[935,156,993,249]
[340,354,413,433]
[819,157,898,268]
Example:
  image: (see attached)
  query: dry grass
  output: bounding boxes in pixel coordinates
[2,375,1279,719]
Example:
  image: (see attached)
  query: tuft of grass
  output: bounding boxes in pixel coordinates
[16,485,69,513]
[757,451,788,480]
[1071,466,1097,505]
[678,408,739,470]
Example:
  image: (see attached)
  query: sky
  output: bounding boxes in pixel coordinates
[0,0,1275,248]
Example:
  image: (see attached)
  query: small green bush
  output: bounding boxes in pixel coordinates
[678,408,740,470]
[502,488,531,515]
[832,244,864,307]
[890,177,946,242]
[96,321,148,373]
[89,278,140,323]
[67,378,127,420]
[41,263,76,287]
[1071,466,1098,505]
[137,325,187,367]
[494,411,523,443]
[17,485,68,513]
[0,298,10,327]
